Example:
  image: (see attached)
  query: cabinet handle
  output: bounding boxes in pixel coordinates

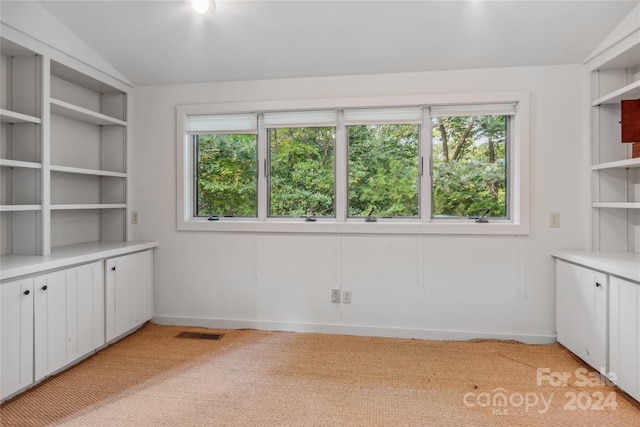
[596,282,602,288]
[111,266,116,271]
[24,290,30,295]
[42,285,48,291]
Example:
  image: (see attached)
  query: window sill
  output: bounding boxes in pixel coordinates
[178,219,529,235]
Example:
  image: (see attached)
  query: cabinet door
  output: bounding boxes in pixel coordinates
[34,261,104,381]
[556,260,581,353]
[105,250,153,342]
[578,267,608,372]
[1,278,34,400]
[609,276,640,401]
[555,260,607,371]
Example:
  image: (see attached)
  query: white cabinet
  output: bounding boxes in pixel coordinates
[1,262,104,400]
[33,261,104,381]
[609,276,640,401]
[0,278,34,400]
[556,260,608,372]
[105,250,153,342]
[554,253,640,403]
[1,245,155,402]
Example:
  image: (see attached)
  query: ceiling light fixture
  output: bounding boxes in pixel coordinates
[192,0,214,14]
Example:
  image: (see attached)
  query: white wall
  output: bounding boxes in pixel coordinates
[132,65,587,344]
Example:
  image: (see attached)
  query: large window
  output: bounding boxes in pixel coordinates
[177,94,529,234]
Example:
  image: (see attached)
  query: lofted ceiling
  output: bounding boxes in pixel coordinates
[37,0,639,86]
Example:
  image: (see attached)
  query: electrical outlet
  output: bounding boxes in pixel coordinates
[331,289,341,304]
[342,289,352,304]
[131,211,139,224]
[550,212,560,228]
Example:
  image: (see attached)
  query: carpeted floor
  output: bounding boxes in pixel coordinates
[1,323,639,426]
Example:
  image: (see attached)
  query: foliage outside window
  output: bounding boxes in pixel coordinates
[195,134,257,217]
[269,127,335,217]
[432,115,508,219]
[348,124,419,217]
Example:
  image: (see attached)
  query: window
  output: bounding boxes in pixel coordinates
[194,133,257,217]
[265,111,337,218]
[430,104,515,221]
[177,93,529,234]
[186,113,258,218]
[345,108,422,218]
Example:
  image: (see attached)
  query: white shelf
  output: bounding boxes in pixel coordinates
[51,61,124,95]
[593,202,640,209]
[592,80,640,106]
[50,165,126,178]
[592,158,640,170]
[0,205,41,212]
[0,109,41,124]
[51,204,126,210]
[50,98,126,126]
[0,159,41,169]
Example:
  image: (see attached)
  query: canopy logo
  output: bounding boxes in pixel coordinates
[463,388,553,415]
[463,367,619,416]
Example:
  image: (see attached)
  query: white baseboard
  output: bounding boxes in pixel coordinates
[152,315,556,345]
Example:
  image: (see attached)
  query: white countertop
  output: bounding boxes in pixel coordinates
[551,250,640,283]
[1,241,159,281]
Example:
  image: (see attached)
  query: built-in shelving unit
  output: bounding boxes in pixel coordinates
[1,33,130,260]
[588,30,640,253]
[0,16,158,405]
[554,10,640,405]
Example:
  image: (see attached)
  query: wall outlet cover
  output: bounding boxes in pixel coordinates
[331,289,340,304]
[342,289,352,304]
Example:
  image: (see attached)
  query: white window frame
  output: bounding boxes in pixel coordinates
[176,92,530,235]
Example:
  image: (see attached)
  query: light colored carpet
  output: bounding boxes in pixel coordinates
[1,323,639,426]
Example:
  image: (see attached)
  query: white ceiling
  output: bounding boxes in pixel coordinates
[38,0,639,86]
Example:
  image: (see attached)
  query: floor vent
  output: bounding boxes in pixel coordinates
[175,332,225,340]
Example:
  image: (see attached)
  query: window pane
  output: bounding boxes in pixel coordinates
[348,124,419,217]
[431,115,508,218]
[269,127,335,217]
[195,134,257,217]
